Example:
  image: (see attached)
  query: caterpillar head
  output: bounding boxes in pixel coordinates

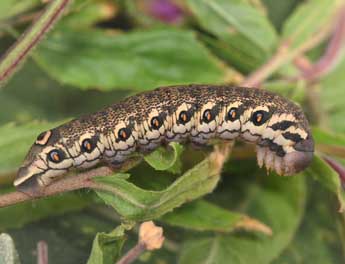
[14,128,102,196]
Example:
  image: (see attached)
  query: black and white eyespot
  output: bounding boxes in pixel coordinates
[251,110,270,126]
[118,127,132,141]
[48,149,65,163]
[227,107,238,121]
[179,111,191,124]
[202,109,214,123]
[81,138,95,153]
[150,116,163,130]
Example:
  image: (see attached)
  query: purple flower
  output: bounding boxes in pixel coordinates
[148,0,184,24]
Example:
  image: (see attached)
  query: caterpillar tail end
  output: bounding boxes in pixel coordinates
[256,137,314,176]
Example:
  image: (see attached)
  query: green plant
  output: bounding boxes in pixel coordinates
[0,1,344,263]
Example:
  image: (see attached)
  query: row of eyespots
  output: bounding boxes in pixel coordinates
[115,105,272,145]
[47,137,98,164]
[44,106,276,165]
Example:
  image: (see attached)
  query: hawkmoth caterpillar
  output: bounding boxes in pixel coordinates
[15,85,314,195]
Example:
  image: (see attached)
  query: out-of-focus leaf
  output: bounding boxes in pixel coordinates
[282,0,342,49]
[94,150,223,220]
[273,179,344,264]
[0,61,130,124]
[61,0,117,29]
[0,0,40,21]
[178,173,306,264]
[161,199,242,232]
[35,28,225,90]
[8,209,118,264]
[313,127,345,158]
[262,0,300,30]
[264,79,306,102]
[0,233,20,264]
[87,224,129,264]
[161,199,271,235]
[144,142,184,174]
[187,0,278,72]
[0,122,63,174]
[321,57,345,133]
[0,191,92,230]
[305,155,345,212]
[313,127,345,146]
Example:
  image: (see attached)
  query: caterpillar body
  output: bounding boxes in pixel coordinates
[15,85,314,195]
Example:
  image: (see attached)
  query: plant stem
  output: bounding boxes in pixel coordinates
[116,243,146,264]
[0,166,113,208]
[242,21,333,87]
[296,5,345,82]
[0,0,72,87]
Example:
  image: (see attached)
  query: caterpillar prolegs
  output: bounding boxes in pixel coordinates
[15,85,314,195]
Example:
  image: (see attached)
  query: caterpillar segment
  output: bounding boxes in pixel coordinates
[15,85,314,195]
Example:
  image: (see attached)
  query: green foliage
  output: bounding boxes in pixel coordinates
[0,0,40,21]
[94,151,221,220]
[87,224,129,264]
[144,142,184,174]
[187,0,277,72]
[160,199,245,232]
[282,0,342,49]
[306,155,345,211]
[0,0,345,263]
[35,28,224,90]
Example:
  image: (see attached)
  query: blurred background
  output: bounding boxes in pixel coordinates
[0,0,345,263]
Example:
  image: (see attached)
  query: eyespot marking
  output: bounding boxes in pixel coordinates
[81,138,95,153]
[48,149,65,163]
[252,110,270,126]
[118,127,132,141]
[35,131,52,145]
[202,109,214,123]
[227,107,238,121]
[179,110,191,124]
[150,116,163,130]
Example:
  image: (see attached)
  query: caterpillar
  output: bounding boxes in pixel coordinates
[15,85,314,195]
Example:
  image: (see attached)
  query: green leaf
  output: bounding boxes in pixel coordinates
[261,0,300,31]
[187,0,278,72]
[161,199,272,234]
[273,178,344,264]
[161,200,242,232]
[0,191,92,230]
[0,0,40,21]
[60,0,116,29]
[144,142,184,174]
[87,224,129,264]
[321,57,345,133]
[0,122,63,174]
[35,28,225,91]
[0,233,20,264]
[94,151,223,220]
[313,127,345,146]
[282,0,342,49]
[305,155,345,212]
[178,173,306,264]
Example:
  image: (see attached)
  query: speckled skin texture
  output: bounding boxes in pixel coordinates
[15,85,314,194]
